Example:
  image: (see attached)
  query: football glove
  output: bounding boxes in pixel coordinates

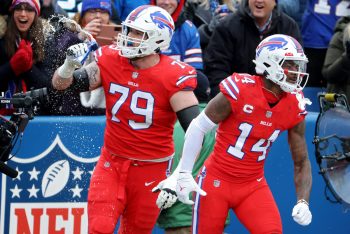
[58,43,88,79]
[152,171,179,209]
[176,171,206,205]
[292,200,312,226]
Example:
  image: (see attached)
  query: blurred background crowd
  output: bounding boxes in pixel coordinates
[1,0,350,116]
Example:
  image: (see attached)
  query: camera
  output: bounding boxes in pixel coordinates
[0,87,48,178]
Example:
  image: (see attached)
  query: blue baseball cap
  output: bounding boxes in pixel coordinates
[81,0,112,16]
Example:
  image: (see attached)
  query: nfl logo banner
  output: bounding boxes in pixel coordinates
[0,117,104,234]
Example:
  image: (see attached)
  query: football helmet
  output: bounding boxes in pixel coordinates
[253,34,309,93]
[117,5,174,58]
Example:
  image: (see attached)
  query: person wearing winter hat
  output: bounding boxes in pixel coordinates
[74,0,113,38]
[0,0,48,115]
[72,0,115,114]
[10,0,41,15]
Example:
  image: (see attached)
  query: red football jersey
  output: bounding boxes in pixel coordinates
[206,73,307,182]
[95,45,197,160]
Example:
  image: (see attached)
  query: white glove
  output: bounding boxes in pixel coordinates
[152,171,179,209]
[176,171,206,205]
[292,200,312,226]
[58,43,88,79]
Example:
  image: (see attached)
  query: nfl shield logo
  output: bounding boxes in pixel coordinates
[213,180,221,188]
[132,72,139,79]
[266,111,272,118]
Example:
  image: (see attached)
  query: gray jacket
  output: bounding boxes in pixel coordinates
[322,16,350,102]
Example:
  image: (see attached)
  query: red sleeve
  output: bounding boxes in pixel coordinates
[163,58,197,98]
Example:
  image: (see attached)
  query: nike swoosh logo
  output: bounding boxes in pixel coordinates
[257,177,263,182]
[234,76,240,82]
[145,181,155,186]
[189,70,195,74]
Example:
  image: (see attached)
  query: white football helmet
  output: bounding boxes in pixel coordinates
[253,34,309,93]
[117,5,174,58]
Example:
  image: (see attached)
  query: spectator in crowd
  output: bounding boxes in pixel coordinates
[40,15,105,115]
[278,0,306,29]
[40,0,67,19]
[73,0,113,39]
[52,5,200,233]
[322,15,350,102]
[114,0,150,21]
[204,0,301,98]
[301,0,347,87]
[184,0,240,53]
[154,34,313,233]
[0,0,49,114]
[41,0,116,115]
[152,0,210,102]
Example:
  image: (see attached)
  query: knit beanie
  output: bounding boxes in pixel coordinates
[10,0,41,15]
[81,0,112,16]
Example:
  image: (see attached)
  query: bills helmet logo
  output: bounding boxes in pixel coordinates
[150,11,174,36]
[256,36,288,56]
[128,5,149,22]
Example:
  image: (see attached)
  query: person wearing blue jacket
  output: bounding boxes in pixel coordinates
[152,0,210,102]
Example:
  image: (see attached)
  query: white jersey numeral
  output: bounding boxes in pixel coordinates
[227,123,280,161]
[109,83,154,130]
[314,0,350,16]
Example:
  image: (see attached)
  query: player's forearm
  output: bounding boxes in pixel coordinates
[52,69,73,90]
[294,157,312,202]
[178,111,216,172]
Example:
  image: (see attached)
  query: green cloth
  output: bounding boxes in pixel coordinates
[157,103,230,229]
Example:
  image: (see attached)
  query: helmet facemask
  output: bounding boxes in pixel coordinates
[253,34,309,93]
[116,5,174,59]
[265,56,309,93]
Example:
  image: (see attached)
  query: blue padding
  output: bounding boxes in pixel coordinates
[303,87,325,112]
[1,114,349,234]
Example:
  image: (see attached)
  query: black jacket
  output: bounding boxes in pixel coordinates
[204,0,301,97]
[0,39,50,96]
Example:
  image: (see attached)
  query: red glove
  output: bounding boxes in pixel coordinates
[10,40,33,76]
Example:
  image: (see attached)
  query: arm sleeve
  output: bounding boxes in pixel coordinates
[178,111,217,172]
[176,105,200,132]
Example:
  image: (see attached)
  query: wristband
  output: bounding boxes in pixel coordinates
[297,199,309,206]
[57,59,77,79]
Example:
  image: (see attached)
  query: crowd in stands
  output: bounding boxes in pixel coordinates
[1,0,349,115]
[1,0,349,233]
[1,0,348,116]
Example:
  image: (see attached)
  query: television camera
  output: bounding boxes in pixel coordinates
[0,88,48,178]
[314,93,350,209]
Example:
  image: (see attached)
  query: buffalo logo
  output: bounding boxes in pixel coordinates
[256,36,288,56]
[150,11,174,36]
[128,5,149,22]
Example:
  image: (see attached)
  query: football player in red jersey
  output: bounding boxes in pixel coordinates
[154,34,313,234]
[52,5,200,234]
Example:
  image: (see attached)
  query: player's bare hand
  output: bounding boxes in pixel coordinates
[84,19,102,37]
